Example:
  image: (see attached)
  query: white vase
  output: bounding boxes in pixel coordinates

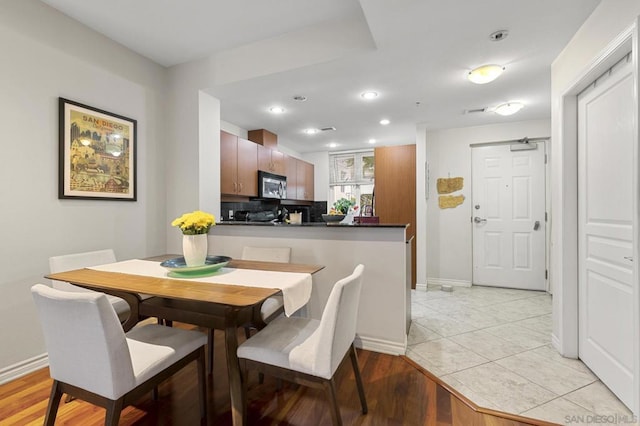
[182,234,208,266]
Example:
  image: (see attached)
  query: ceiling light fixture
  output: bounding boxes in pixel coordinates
[467,64,504,84]
[368,139,376,144]
[361,91,378,100]
[304,128,319,135]
[379,119,390,125]
[328,142,338,148]
[494,102,524,116]
[269,106,285,114]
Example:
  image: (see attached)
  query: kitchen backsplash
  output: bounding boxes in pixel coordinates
[220,200,327,222]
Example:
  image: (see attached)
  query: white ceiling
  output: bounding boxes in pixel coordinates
[40,0,601,153]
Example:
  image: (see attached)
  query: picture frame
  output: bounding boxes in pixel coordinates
[58,98,137,201]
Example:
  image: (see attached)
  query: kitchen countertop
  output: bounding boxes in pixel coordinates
[216,221,408,228]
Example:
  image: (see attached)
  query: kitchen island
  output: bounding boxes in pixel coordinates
[209,221,410,354]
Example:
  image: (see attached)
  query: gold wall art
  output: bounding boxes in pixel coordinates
[438,195,465,209]
[437,177,463,194]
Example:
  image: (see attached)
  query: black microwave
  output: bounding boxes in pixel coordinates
[258,171,287,199]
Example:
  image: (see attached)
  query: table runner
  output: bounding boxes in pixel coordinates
[89,259,312,316]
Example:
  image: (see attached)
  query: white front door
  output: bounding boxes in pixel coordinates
[471,143,546,290]
[578,56,635,409]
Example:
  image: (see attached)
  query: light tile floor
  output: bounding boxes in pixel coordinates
[407,285,637,425]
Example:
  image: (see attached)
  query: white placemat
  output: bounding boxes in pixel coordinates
[88,259,312,316]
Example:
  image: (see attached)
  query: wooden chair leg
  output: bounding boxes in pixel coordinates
[349,344,368,414]
[207,329,214,375]
[44,380,63,426]
[324,378,343,426]
[197,348,207,421]
[105,398,124,426]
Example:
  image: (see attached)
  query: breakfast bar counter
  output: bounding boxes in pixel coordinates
[209,222,410,355]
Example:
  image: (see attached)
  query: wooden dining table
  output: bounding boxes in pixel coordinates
[45,255,324,426]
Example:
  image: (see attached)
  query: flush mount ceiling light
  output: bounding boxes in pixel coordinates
[467,64,504,84]
[361,91,378,100]
[494,102,524,116]
[368,138,376,144]
[303,128,319,135]
[328,142,338,148]
[269,106,285,114]
[379,119,390,125]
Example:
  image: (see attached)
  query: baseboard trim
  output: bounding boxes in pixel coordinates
[0,353,48,385]
[415,282,427,291]
[427,278,472,288]
[355,335,406,355]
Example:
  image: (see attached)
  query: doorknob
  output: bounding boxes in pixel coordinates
[534,221,540,231]
[473,217,487,224]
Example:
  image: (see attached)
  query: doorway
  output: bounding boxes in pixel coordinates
[471,142,547,290]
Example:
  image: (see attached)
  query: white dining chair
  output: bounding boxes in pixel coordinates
[237,264,368,426]
[207,246,291,375]
[31,284,207,426]
[49,249,130,322]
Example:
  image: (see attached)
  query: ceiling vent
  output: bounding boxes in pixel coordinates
[464,107,487,114]
[320,127,336,132]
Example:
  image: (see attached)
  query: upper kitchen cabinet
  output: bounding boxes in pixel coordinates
[257,145,285,175]
[296,159,314,201]
[285,154,298,198]
[248,129,278,149]
[220,130,257,197]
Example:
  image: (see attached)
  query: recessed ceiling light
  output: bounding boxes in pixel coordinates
[379,119,390,125]
[328,142,338,148]
[304,128,319,135]
[467,64,504,84]
[494,102,524,116]
[368,139,376,144]
[361,91,378,100]
[269,106,285,114]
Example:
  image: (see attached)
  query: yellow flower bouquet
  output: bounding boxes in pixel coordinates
[171,210,216,235]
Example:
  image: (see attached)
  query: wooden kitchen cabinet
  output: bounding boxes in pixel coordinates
[285,154,298,199]
[375,144,416,288]
[220,130,258,196]
[248,128,277,149]
[296,159,314,201]
[257,145,285,175]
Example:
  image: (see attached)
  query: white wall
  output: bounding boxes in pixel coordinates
[423,120,550,285]
[550,0,640,359]
[0,0,167,380]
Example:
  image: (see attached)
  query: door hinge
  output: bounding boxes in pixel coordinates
[545,269,548,280]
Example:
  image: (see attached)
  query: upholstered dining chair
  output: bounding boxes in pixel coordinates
[207,246,291,374]
[49,249,130,322]
[31,284,207,426]
[237,264,368,426]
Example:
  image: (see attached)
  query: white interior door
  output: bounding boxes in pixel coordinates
[471,143,546,290]
[578,56,635,409]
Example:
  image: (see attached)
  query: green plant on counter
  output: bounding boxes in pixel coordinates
[332,197,355,214]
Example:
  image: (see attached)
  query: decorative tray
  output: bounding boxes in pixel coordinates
[160,255,232,278]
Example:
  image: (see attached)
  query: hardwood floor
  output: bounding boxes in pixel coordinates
[0,324,558,425]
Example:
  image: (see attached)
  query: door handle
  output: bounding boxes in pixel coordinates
[473,217,487,224]
[534,220,540,231]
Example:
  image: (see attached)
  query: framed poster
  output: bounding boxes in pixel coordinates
[58,98,137,200]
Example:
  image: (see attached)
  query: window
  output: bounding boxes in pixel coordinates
[329,150,374,213]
